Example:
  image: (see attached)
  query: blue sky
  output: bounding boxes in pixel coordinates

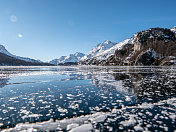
[0,0,176,61]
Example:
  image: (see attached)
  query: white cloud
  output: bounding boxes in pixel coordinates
[18,34,23,38]
[10,15,18,22]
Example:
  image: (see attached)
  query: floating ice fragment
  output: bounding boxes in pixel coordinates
[69,124,93,132]
[125,96,131,101]
[146,111,153,116]
[0,123,3,127]
[120,116,137,126]
[134,124,144,131]
[67,123,79,131]
[22,114,42,119]
[67,94,75,97]
[60,94,63,99]
[89,114,106,123]
[138,102,154,109]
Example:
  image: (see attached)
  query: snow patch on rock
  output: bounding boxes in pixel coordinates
[171,26,176,34]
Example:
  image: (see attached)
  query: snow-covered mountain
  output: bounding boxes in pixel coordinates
[102,27,176,66]
[80,37,137,63]
[50,52,85,65]
[92,39,133,61]
[80,27,176,66]
[0,44,41,63]
[80,40,116,61]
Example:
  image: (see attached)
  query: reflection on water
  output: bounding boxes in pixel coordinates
[0,66,176,131]
[0,78,9,88]
[113,72,176,100]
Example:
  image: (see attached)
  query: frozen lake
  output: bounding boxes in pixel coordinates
[0,66,176,131]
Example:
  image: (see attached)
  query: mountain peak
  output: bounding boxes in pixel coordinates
[0,44,13,56]
[0,44,5,48]
[103,40,112,44]
[80,40,117,62]
[74,52,84,56]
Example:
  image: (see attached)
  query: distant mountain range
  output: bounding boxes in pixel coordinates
[0,45,52,66]
[0,26,176,66]
[50,52,85,65]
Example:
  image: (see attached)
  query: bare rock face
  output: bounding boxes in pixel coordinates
[133,28,176,53]
[134,37,142,52]
[134,49,161,66]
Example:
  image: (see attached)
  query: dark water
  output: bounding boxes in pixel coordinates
[0,66,176,131]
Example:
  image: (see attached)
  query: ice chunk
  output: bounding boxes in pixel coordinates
[69,124,93,132]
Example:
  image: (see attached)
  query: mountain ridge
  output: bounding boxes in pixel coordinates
[50,52,85,65]
[0,44,42,63]
[80,26,176,66]
[90,27,176,66]
[0,44,52,66]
